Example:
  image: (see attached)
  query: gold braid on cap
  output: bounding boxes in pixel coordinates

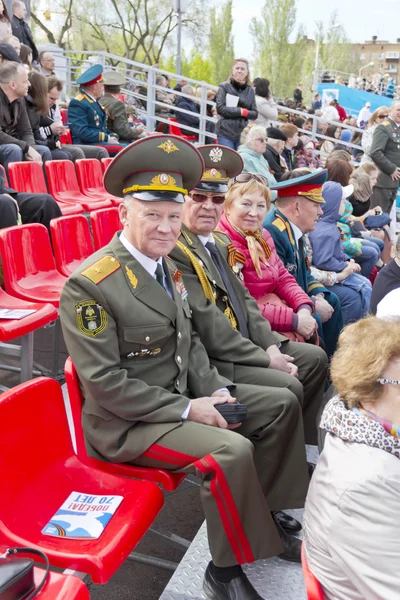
[123,184,188,195]
[176,241,215,302]
[298,188,323,202]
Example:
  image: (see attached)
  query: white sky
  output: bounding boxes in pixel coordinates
[232,0,400,57]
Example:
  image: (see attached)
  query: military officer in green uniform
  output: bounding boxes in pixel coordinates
[370,100,400,213]
[60,135,310,600]
[68,64,125,155]
[170,145,328,451]
[100,71,145,143]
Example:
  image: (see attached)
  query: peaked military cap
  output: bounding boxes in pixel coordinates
[76,64,104,87]
[270,168,328,204]
[103,71,126,86]
[194,145,244,193]
[103,134,204,202]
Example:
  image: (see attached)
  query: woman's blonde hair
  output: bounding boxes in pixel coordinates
[225,177,271,213]
[331,317,400,408]
[231,58,251,86]
[359,162,380,177]
[368,106,389,127]
[240,124,267,146]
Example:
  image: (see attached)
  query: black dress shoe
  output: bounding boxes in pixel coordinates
[271,510,302,533]
[203,562,264,600]
[272,517,302,563]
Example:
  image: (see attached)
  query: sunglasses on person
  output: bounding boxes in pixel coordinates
[190,192,226,204]
[377,114,388,120]
[231,173,269,186]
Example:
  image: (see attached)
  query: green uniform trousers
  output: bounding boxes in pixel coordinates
[133,382,309,567]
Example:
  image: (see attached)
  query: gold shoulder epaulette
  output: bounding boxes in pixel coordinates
[272,217,286,232]
[81,255,120,284]
[382,120,391,127]
[213,230,231,245]
[75,93,84,101]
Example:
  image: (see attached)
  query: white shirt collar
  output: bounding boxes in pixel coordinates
[119,232,163,278]
[198,233,215,247]
[288,220,303,246]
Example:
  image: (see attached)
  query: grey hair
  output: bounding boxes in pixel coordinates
[268,137,283,147]
[181,84,194,95]
[156,75,166,86]
[240,124,267,146]
[12,0,24,11]
[0,61,24,84]
[391,100,400,109]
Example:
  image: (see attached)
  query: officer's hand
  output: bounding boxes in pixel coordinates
[267,345,298,377]
[391,167,400,181]
[187,395,236,429]
[108,136,119,144]
[296,309,317,339]
[26,146,43,164]
[135,124,145,135]
[314,296,334,323]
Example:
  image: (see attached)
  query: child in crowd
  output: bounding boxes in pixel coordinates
[294,136,322,169]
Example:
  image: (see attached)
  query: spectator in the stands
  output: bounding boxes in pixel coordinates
[357,101,372,127]
[371,235,400,314]
[360,106,389,164]
[332,99,347,122]
[280,123,299,171]
[304,316,400,600]
[311,93,321,111]
[19,43,32,71]
[173,78,187,93]
[293,82,303,106]
[263,126,287,181]
[174,84,200,135]
[215,57,257,150]
[0,61,51,167]
[252,77,278,129]
[25,70,71,161]
[10,1,37,62]
[302,118,313,132]
[237,124,278,195]
[155,75,174,117]
[100,71,144,143]
[0,0,12,40]
[45,75,109,161]
[322,100,340,123]
[0,41,20,64]
[320,124,340,164]
[293,117,305,130]
[295,137,323,169]
[38,51,55,77]
[333,129,352,153]
[2,34,20,55]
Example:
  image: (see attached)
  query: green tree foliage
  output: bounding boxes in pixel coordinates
[208,1,234,84]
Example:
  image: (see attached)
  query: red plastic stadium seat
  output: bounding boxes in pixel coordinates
[0,288,57,342]
[101,157,113,173]
[168,118,197,141]
[8,161,84,216]
[75,159,121,205]
[301,544,324,600]
[90,207,121,249]
[50,215,94,277]
[0,377,164,584]
[59,130,73,145]
[0,224,67,307]
[65,357,186,491]
[93,144,125,157]
[45,160,113,211]
[60,108,69,124]
[33,568,90,599]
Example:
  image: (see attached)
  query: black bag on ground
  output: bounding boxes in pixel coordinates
[0,547,49,600]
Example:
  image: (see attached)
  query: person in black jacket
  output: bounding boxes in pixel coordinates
[216,58,257,150]
[11,1,38,62]
[25,71,72,161]
[264,127,287,181]
[293,83,303,106]
[175,84,215,142]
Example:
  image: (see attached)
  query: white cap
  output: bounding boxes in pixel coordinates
[366,102,371,107]
[342,184,354,199]
[377,289,400,318]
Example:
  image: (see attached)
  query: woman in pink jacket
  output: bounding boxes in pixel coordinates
[218,173,317,342]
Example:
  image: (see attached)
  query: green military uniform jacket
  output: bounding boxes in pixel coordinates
[169,225,286,380]
[370,117,400,190]
[60,233,232,463]
[100,93,140,142]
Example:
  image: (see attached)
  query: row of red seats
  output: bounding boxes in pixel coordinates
[5,158,116,216]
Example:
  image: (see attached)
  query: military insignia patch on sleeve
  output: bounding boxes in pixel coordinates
[75,299,108,337]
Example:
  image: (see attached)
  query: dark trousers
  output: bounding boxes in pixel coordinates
[370,186,398,214]
[314,290,343,359]
[0,192,62,231]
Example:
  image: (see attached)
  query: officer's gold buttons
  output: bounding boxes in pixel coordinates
[177,355,182,364]
[178,332,182,339]
[222,296,228,301]
[145,336,150,342]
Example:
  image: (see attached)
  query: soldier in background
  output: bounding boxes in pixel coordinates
[100,71,144,143]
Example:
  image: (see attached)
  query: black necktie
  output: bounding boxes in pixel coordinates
[205,242,249,338]
[155,263,166,290]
